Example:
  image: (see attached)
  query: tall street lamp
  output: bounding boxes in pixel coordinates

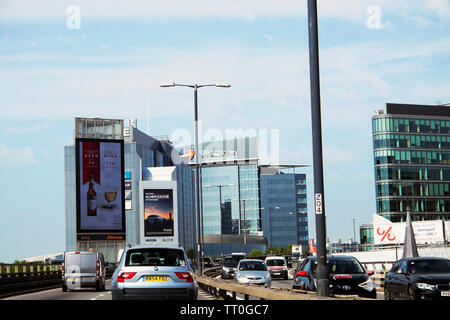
[307,0,330,296]
[160,82,231,275]
[263,206,280,248]
[204,184,234,259]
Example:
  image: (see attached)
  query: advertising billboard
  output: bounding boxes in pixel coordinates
[143,189,174,237]
[374,220,444,245]
[76,138,125,233]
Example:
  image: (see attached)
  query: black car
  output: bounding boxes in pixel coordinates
[384,257,450,300]
[292,255,377,299]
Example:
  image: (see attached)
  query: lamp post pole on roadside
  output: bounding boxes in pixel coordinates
[307,0,330,296]
[160,82,230,275]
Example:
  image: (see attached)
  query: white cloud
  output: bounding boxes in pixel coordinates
[0,0,448,24]
[0,142,36,165]
[425,0,450,19]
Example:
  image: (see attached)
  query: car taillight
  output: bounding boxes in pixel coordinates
[97,260,100,271]
[61,261,65,276]
[175,272,193,283]
[117,272,136,283]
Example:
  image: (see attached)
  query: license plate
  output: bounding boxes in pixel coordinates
[68,278,78,282]
[144,276,169,282]
[273,273,280,275]
[441,291,450,297]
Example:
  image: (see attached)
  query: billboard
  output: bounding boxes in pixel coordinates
[76,138,125,233]
[143,189,174,237]
[374,220,444,245]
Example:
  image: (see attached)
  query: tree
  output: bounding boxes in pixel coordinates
[248,249,263,258]
[277,247,286,255]
[264,246,277,255]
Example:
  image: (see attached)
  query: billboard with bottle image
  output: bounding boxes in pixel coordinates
[76,138,125,233]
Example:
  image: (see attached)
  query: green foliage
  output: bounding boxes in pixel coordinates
[248,249,263,258]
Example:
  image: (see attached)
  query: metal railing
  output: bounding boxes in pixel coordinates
[0,263,62,298]
[197,267,370,300]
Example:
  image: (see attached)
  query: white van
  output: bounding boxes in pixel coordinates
[264,256,289,280]
[62,251,106,292]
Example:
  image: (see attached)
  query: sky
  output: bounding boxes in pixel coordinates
[0,0,449,262]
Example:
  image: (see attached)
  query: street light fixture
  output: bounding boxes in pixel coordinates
[160,82,231,275]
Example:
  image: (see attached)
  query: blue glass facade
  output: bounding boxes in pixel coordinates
[260,173,308,249]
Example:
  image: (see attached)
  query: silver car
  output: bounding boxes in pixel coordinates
[234,259,271,287]
[111,245,198,300]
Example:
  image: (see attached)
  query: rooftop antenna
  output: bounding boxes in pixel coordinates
[146,102,150,135]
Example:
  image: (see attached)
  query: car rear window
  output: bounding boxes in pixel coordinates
[312,259,365,274]
[65,253,97,273]
[239,261,267,271]
[409,260,450,274]
[266,259,286,267]
[125,248,186,267]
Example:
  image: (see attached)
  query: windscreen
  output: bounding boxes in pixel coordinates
[239,261,267,271]
[125,248,186,267]
[409,260,450,274]
[266,259,286,267]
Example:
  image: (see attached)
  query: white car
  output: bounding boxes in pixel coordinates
[264,256,289,280]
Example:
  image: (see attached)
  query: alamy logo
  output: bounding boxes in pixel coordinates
[366,5,382,30]
[67,5,81,30]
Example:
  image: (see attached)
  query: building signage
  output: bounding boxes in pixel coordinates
[315,193,323,215]
[143,189,174,237]
[76,138,125,233]
[374,220,444,245]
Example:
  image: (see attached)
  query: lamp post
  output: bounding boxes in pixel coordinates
[265,206,280,248]
[307,0,330,296]
[204,184,234,259]
[160,82,230,275]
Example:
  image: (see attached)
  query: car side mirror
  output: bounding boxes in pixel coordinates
[366,270,375,276]
[297,270,308,277]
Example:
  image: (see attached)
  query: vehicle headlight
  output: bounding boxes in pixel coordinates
[265,272,271,279]
[417,283,436,291]
[358,279,374,291]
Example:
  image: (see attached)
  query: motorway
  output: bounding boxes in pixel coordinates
[2,273,383,300]
[1,279,216,301]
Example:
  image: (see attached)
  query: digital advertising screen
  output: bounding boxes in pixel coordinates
[143,189,174,237]
[76,138,125,233]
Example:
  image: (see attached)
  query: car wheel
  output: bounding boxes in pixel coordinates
[62,285,67,292]
[408,286,416,301]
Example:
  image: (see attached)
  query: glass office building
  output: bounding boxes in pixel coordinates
[373,103,450,223]
[260,169,308,249]
[185,137,309,256]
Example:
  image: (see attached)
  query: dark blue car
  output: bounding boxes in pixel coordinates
[384,257,450,300]
[292,255,377,299]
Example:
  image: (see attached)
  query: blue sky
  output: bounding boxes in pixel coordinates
[0,0,449,262]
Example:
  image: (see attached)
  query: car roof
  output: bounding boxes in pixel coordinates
[308,255,359,260]
[402,256,448,261]
[265,256,285,260]
[125,244,185,251]
[239,259,264,263]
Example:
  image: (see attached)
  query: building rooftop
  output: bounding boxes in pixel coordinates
[385,103,450,118]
